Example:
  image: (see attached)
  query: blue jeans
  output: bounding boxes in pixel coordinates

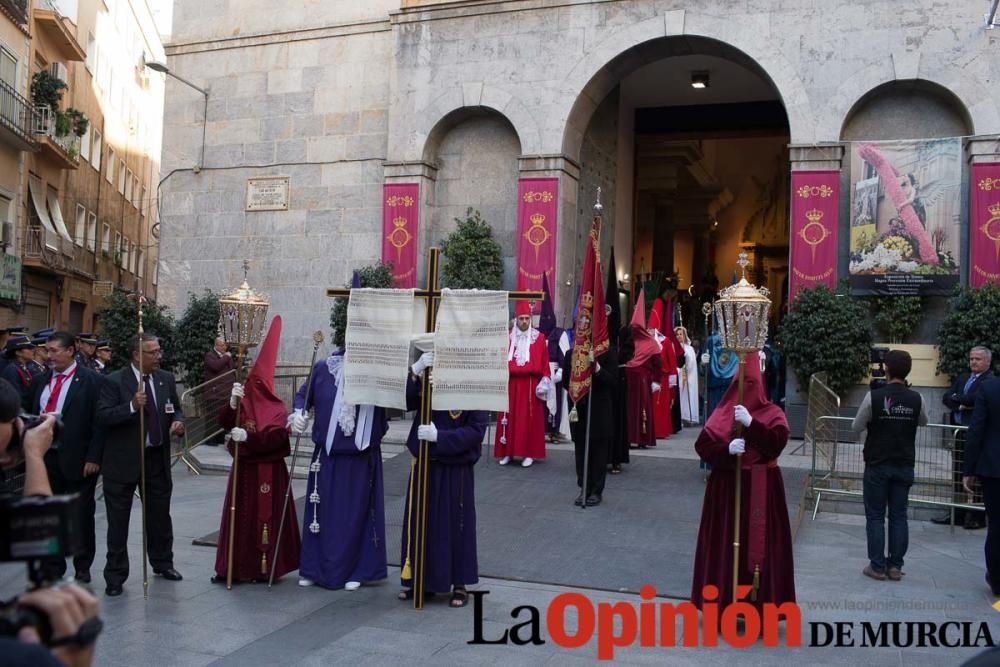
[863,462,914,571]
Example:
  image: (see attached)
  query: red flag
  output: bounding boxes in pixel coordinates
[568,216,608,403]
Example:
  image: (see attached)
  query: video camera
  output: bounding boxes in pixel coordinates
[869,346,890,390]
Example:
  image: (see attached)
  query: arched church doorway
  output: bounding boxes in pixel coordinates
[568,37,791,339]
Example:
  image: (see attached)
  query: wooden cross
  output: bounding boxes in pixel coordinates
[327,246,541,608]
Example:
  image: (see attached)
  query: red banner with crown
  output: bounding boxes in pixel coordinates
[971,163,1000,288]
[516,178,559,302]
[789,170,839,300]
[382,183,419,287]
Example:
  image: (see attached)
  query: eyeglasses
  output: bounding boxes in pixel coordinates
[143,349,163,356]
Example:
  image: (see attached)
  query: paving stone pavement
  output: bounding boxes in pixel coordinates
[2,423,998,665]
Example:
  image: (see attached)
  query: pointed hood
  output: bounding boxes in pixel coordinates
[648,298,664,333]
[239,315,288,433]
[538,273,556,337]
[625,288,661,368]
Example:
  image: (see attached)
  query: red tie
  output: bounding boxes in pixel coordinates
[45,373,69,413]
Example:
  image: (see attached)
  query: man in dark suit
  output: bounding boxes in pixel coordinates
[97,332,185,596]
[28,331,106,583]
[2,335,42,412]
[963,374,1000,595]
[936,346,994,528]
[562,345,618,507]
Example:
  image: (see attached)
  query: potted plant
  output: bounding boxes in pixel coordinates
[439,208,504,290]
[937,284,1000,380]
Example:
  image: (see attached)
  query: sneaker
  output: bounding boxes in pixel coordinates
[521,457,534,468]
[344,581,361,591]
[886,567,903,581]
[298,578,315,587]
[863,564,886,581]
[498,456,510,466]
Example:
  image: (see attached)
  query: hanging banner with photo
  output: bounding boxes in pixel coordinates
[381,183,419,288]
[970,163,1000,288]
[515,178,559,303]
[789,170,839,301]
[848,139,961,295]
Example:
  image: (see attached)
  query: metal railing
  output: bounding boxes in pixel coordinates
[0,78,38,147]
[22,225,68,271]
[806,374,983,523]
[31,104,80,160]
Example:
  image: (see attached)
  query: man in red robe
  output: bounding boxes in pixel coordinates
[648,299,674,439]
[690,351,795,611]
[495,299,551,467]
[213,316,301,584]
[623,289,662,449]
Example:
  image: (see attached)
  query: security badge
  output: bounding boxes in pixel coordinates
[164,400,175,414]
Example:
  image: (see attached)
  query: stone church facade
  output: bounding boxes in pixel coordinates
[158,0,1000,375]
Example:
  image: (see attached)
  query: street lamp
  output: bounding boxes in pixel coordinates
[144,57,208,172]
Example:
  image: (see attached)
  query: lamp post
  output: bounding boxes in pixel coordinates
[144,57,208,172]
[218,260,270,589]
[713,252,771,604]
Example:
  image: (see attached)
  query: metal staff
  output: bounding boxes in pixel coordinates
[226,346,248,590]
[133,295,150,599]
[701,302,712,425]
[579,189,603,511]
[268,331,324,588]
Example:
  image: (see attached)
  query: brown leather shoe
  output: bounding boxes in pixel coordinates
[863,564,886,581]
[887,567,903,581]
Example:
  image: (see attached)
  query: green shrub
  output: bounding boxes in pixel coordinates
[172,290,221,386]
[97,290,176,372]
[936,284,1000,380]
[439,208,503,290]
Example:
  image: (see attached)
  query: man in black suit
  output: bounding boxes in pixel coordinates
[935,346,994,528]
[562,345,618,507]
[963,374,1000,595]
[97,332,185,596]
[30,331,106,583]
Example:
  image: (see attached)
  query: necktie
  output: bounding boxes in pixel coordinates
[44,373,69,413]
[144,375,162,446]
[964,375,976,394]
[956,375,977,424]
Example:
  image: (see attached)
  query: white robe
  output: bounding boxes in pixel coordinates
[679,343,699,424]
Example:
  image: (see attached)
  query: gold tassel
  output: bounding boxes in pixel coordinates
[400,457,415,581]
[261,552,268,576]
[751,564,760,602]
[568,404,578,423]
[262,523,269,546]
[401,558,412,581]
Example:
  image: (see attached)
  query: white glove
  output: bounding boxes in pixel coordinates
[651,382,661,394]
[728,438,745,455]
[535,376,552,401]
[417,423,438,443]
[230,427,248,443]
[290,410,308,435]
[411,351,435,376]
[734,405,753,427]
[595,362,601,374]
[701,353,709,365]
[229,383,244,409]
[553,368,563,384]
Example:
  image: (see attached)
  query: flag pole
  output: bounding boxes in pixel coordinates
[580,188,603,511]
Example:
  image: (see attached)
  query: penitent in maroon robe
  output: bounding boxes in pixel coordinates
[648,299,674,439]
[495,326,550,460]
[623,289,662,448]
[690,351,795,610]
[214,316,301,583]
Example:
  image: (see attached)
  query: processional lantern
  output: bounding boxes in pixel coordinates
[217,259,269,590]
[712,252,772,606]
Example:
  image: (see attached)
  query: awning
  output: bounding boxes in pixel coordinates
[46,188,74,243]
[28,177,59,250]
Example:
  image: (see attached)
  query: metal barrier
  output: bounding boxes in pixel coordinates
[806,374,984,523]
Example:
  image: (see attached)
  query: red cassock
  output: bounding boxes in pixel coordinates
[495,330,550,460]
[625,353,661,448]
[214,404,301,582]
[690,352,795,611]
[652,336,675,439]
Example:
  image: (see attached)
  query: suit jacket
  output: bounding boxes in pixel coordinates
[943,370,993,425]
[29,366,106,482]
[964,378,1000,478]
[97,366,184,483]
[3,362,40,413]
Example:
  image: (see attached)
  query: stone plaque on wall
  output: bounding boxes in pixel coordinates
[245,176,290,211]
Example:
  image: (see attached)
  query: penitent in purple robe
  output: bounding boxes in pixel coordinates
[294,356,388,589]
[400,376,485,594]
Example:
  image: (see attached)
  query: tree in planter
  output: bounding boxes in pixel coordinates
[97,289,176,372]
[172,290,221,387]
[936,283,1000,380]
[30,71,66,111]
[778,284,873,397]
[439,208,503,290]
[867,295,925,344]
[329,263,394,350]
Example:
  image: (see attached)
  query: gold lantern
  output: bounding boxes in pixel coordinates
[713,252,772,606]
[217,260,270,590]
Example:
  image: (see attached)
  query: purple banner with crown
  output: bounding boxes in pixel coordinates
[515,178,558,303]
[971,163,1000,288]
[789,171,839,301]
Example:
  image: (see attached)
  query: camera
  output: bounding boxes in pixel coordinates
[869,346,890,390]
[0,493,82,645]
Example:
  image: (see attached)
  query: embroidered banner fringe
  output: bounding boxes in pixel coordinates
[343,288,415,409]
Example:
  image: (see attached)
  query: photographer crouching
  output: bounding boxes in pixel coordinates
[0,378,101,667]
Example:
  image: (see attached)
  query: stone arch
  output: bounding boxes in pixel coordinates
[839,79,974,140]
[558,13,813,162]
[818,60,996,141]
[410,84,541,165]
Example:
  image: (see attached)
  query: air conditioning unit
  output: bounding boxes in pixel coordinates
[50,62,69,83]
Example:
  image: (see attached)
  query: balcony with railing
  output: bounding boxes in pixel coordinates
[31,105,79,169]
[22,225,70,273]
[0,0,28,27]
[0,78,38,152]
[32,0,85,62]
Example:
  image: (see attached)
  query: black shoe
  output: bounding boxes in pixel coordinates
[585,494,601,507]
[930,513,955,525]
[965,516,986,530]
[210,575,227,585]
[74,571,91,584]
[574,493,584,507]
[154,568,183,581]
[105,584,123,597]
